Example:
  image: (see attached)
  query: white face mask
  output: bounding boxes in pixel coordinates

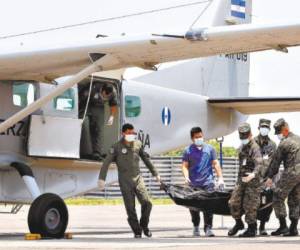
[194,138,204,147]
[277,134,284,141]
[125,134,136,142]
[241,138,250,145]
[259,127,270,137]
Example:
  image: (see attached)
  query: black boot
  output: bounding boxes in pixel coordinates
[239,223,257,237]
[228,219,244,236]
[271,217,289,236]
[283,219,299,237]
[128,219,142,238]
[259,221,268,236]
[142,227,152,238]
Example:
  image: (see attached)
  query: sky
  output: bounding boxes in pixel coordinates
[1,0,300,148]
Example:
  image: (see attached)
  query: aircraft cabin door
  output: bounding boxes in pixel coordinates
[27,83,82,159]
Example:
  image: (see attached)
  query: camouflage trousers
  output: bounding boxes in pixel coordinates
[273,168,300,220]
[119,175,152,234]
[229,181,261,224]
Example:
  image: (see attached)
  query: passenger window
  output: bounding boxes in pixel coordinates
[54,89,75,111]
[13,82,35,107]
[125,95,141,117]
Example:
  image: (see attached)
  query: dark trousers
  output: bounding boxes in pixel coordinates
[120,177,152,234]
[189,209,213,231]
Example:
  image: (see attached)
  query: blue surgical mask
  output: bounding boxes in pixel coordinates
[241,138,250,145]
[259,127,270,137]
[194,138,204,146]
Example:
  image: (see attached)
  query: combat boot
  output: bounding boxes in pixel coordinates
[239,223,257,237]
[283,219,299,236]
[259,221,268,236]
[128,219,142,238]
[271,217,289,236]
[228,219,244,236]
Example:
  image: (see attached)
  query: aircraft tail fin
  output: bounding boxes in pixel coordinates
[191,0,252,28]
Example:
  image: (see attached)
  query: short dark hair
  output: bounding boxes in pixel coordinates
[102,84,113,95]
[190,127,202,138]
[122,123,134,133]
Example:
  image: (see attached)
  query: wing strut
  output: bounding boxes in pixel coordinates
[0,55,112,134]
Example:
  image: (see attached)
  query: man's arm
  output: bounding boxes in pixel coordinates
[212,159,223,178]
[107,92,118,125]
[253,146,264,176]
[266,145,283,179]
[110,105,117,116]
[242,146,263,183]
[211,146,224,186]
[139,148,160,180]
[182,161,191,184]
[99,147,116,181]
[268,141,277,159]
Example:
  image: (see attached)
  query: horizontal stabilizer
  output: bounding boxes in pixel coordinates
[208,97,300,114]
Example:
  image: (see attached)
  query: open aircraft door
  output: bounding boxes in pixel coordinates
[27,83,82,159]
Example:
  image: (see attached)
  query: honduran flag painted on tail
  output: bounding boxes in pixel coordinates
[231,0,246,19]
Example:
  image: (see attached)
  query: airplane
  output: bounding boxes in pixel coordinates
[1,0,300,238]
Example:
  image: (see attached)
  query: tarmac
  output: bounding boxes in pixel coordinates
[0,204,299,250]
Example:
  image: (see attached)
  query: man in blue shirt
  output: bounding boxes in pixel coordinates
[182,127,224,237]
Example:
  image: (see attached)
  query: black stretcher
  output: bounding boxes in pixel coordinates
[162,183,273,219]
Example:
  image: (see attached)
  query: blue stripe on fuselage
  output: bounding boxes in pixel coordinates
[231,10,246,19]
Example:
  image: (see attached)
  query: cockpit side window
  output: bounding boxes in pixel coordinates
[125,95,141,117]
[13,82,35,107]
[54,89,75,111]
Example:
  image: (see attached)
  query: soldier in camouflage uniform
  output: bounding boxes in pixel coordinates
[98,123,161,238]
[254,119,277,235]
[228,123,263,237]
[265,118,300,236]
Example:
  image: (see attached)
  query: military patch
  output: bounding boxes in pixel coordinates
[121,148,128,154]
[109,148,115,154]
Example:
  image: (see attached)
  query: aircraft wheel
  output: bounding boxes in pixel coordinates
[28,193,68,238]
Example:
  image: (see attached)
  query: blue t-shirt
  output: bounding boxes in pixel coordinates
[182,143,217,188]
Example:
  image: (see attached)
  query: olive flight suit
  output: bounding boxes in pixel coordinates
[99,139,159,234]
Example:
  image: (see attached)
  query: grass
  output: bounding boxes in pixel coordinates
[65,197,174,206]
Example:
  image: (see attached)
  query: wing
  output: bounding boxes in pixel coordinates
[1,21,300,81]
[208,97,300,114]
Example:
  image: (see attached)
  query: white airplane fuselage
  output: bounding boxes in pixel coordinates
[0,60,247,203]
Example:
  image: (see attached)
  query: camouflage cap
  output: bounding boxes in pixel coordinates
[274,118,287,135]
[259,118,271,128]
[238,123,251,139]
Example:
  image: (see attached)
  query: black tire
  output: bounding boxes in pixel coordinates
[28,193,68,239]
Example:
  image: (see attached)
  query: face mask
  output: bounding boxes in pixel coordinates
[241,139,250,145]
[259,127,270,137]
[194,138,204,146]
[125,134,136,142]
[277,134,284,141]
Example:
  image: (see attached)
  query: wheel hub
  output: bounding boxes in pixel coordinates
[45,208,61,230]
